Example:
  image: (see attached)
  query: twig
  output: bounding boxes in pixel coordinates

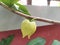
[0,2,60,24]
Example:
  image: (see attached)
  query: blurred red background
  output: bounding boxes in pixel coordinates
[0,24,60,45]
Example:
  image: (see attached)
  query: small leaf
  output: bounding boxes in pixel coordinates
[15,3,31,15]
[52,40,60,45]
[0,39,6,45]
[27,37,46,45]
[5,35,14,45]
[0,35,14,45]
[1,0,19,7]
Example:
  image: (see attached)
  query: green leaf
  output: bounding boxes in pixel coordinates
[52,40,60,45]
[5,35,14,45]
[0,0,30,15]
[27,37,46,45]
[0,35,14,45]
[0,39,6,45]
[0,0,19,7]
[0,0,32,20]
[15,3,31,15]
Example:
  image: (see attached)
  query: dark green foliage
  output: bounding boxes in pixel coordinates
[0,35,14,45]
[27,37,46,45]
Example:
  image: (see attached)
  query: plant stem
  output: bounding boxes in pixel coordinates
[0,2,60,24]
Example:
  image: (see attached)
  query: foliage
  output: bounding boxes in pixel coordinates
[0,0,18,7]
[52,40,60,45]
[27,37,46,45]
[15,3,31,15]
[0,0,30,15]
[0,35,14,45]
